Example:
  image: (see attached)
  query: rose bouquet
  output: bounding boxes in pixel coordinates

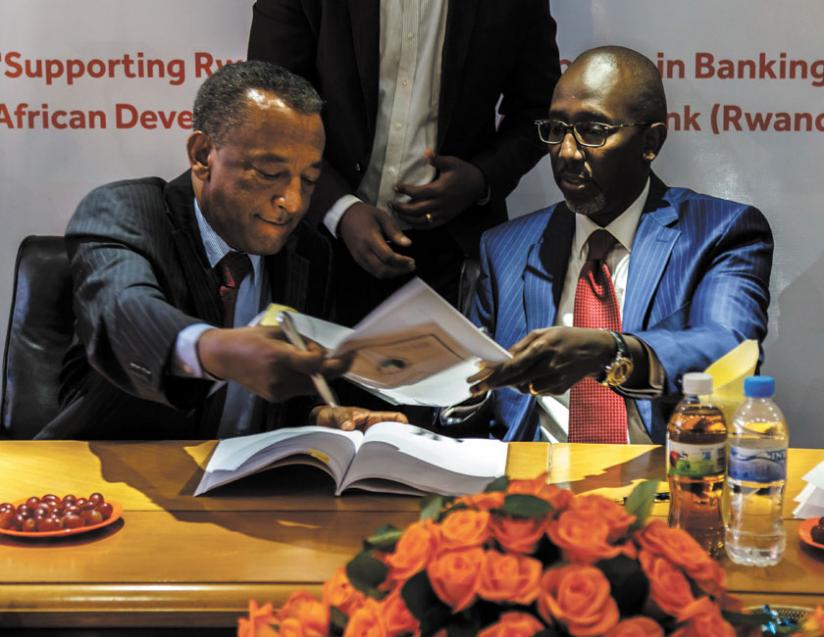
[237,476,780,637]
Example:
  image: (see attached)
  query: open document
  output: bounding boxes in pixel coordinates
[194,422,507,497]
[258,278,510,406]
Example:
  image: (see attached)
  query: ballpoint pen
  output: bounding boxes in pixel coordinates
[278,311,340,407]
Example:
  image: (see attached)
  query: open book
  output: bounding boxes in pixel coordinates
[258,278,510,407]
[194,422,507,497]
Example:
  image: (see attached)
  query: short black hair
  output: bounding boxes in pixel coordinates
[192,60,322,144]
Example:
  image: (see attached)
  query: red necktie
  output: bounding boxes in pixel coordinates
[216,252,252,327]
[568,229,627,444]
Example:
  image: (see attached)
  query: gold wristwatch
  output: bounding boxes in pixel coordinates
[599,331,633,387]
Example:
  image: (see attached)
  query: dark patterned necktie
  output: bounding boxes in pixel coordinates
[216,252,252,327]
[568,229,627,444]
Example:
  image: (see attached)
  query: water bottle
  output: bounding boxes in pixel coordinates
[667,373,727,557]
[725,376,788,566]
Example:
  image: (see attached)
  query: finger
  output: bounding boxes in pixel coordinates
[374,210,411,247]
[392,198,439,217]
[467,364,498,384]
[367,244,416,277]
[508,331,543,356]
[478,356,549,391]
[365,411,409,427]
[395,181,441,200]
[320,355,349,378]
[282,346,328,374]
[427,152,459,172]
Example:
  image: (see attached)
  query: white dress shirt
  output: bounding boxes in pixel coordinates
[172,198,268,437]
[538,178,663,444]
[323,0,448,236]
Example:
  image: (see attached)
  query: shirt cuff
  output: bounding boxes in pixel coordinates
[323,195,362,237]
[616,338,665,399]
[172,323,216,379]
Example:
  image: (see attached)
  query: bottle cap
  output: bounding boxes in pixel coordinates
[682,372,713,396]
[744,375,775,398]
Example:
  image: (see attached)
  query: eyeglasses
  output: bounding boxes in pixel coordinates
[534,118,652,148]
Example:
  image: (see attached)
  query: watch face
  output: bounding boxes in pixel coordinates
[606,357,633,386]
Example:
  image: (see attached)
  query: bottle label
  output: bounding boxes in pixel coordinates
[667,440,726,478]
[728,446,787,483]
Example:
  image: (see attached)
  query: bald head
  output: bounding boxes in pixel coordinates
[562,46,667,123]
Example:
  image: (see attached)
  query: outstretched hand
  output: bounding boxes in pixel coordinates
[392,149,487,229]
[198,325,349,402]
[468,327,615,396]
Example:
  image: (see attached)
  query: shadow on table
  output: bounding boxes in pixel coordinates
[86,441,418,546]
[551,445,667,495]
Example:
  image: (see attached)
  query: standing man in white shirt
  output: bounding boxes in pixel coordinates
[248,0,561,325]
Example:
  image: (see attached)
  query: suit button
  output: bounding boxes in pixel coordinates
[354,162,362,172]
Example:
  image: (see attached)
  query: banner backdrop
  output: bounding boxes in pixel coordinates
[1,1,821,445]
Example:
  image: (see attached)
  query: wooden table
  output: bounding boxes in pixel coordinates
[0,441,822,630]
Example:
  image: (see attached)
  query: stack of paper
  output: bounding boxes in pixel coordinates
[793,461,824,519]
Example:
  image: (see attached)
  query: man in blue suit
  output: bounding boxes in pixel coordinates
[465,46,773,443]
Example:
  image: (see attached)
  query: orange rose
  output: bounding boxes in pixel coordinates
[427,546,485,612]
[800,606,824,635]
[440,509,491,549]
[477,611,545,637]
[478,550,543,605]
[639,549,695,617]
[276,591,329,637]
[605,616,665,637]
[385,519,440,582]
[456,491,506,511]
[537,564,620,636]
[238,600,278,637]
[570,495,636,541]
[322,567,366,617]
[547,510,621,564]
[636,521,726,595]
[343,599,387,637]
[507,476,575,513]
[379,586,419,636]
[279,618,306,637]
[671,597,735,637]
[490,514,547,554]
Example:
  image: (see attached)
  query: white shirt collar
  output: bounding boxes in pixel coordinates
[572,177,651,259]
[193,197,262,280]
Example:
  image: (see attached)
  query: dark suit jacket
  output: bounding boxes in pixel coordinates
[248,0,561,256]
[39,172,334,440]
[472,176,774,442]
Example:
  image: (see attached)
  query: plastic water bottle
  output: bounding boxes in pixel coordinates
[667,373,727,557]
[725,376,788,566]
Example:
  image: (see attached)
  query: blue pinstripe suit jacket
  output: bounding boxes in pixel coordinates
[470,176,774,443]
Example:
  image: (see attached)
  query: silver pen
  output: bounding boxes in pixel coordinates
[278,311,339,407]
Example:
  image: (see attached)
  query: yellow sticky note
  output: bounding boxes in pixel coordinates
[259,303,298,327]
[704,339,759,422]
[307,449,330,465]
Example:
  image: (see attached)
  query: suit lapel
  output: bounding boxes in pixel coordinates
[524,205,574,334]
[349,0,380,141]
[623,177,681,332]
[437,0,478,147]
[164,172,223,327]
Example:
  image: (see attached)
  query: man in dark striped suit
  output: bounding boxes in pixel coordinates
[40,61,406,439]
[465,47,773,444]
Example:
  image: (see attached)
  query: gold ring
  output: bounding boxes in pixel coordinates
[528,383,541,396]
[425,213,433,224]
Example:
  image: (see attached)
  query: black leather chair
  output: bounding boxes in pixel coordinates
[1,236,74,439]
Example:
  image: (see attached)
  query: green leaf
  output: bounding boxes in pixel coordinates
[346,550,388,598]
[484,475,509,492]
[330,606,349,632]
[499,494,552,519]
[624,479,659,531]
[401,571,452,635]
[596,555,649,616]
[420,494,444,521]
[364,524,403,552]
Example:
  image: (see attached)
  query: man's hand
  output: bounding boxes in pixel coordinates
[197,326,349,402]
[392,149,487,229]
[467,327,615,396]
[338,202,416,279]
[309,405,409,431]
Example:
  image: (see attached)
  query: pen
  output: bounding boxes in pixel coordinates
[278,311,339,407]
